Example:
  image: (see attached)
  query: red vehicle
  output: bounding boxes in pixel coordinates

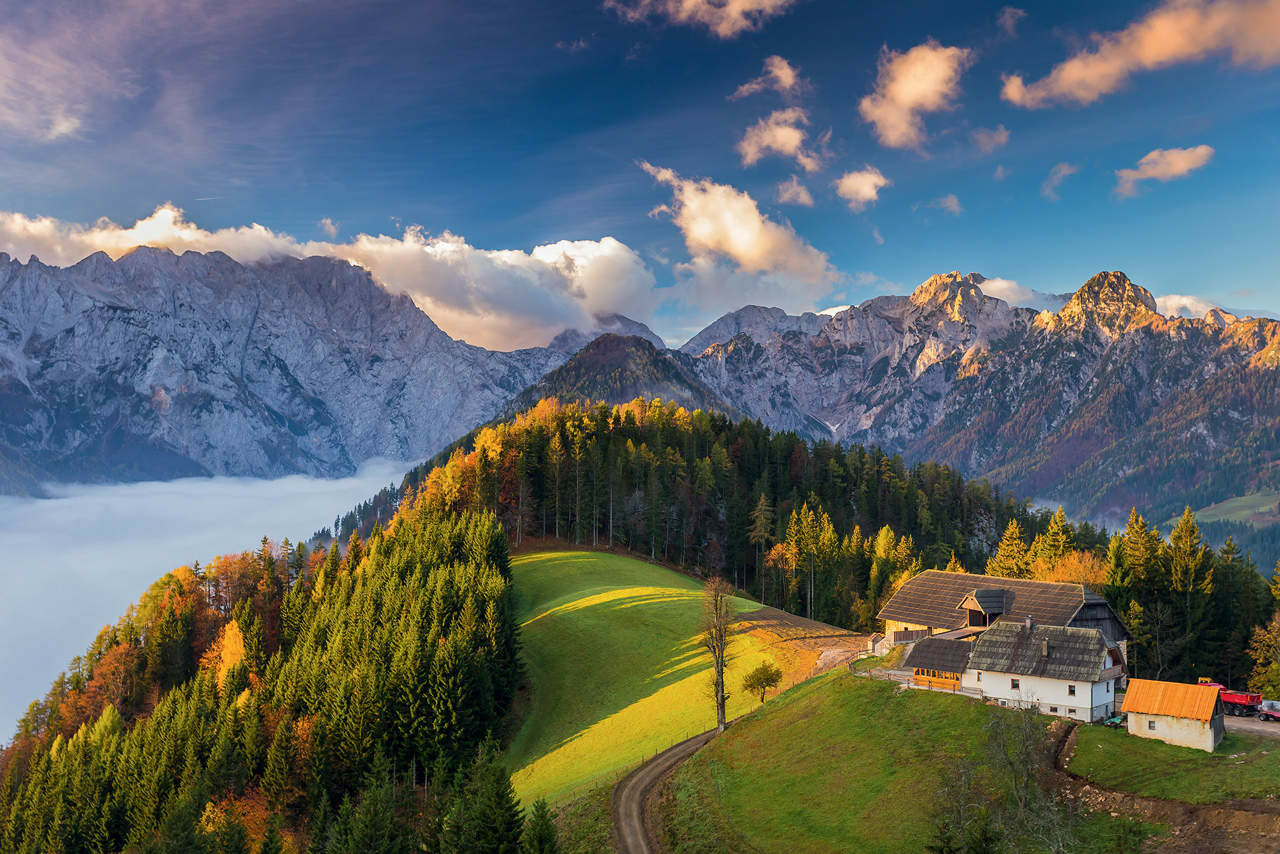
[1198,678,1263,716]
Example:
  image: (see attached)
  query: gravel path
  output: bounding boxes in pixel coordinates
[611,728,719,854]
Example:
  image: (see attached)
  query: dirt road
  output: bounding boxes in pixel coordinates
[611,728,718,854]
[1225,715,1280,740]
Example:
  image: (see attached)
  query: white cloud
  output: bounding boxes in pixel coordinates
[737,107,822,172]
[835,166,891,212]
[994,164,1009,181]
[1040,162,1080,200]
[998,6,1028,38]
[972,124,1011,154]
[928,193,963,215]
[1114,145,1214,197]
[319,217,339,238]
[1002,0,1280,108]
[1157,293,1219,317]
[642,162,836,286]
[871,226,885,245]
[777,175,815,206]
[0,204,658,351]
[604,0,796,38]
[731,55,805,99]
[859,40,975,150]
[979,277,1068,311]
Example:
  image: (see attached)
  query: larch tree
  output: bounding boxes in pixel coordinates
[701,576,733,731]
[986,520,1030,579]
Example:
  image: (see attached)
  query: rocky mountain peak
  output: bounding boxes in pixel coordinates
[909,271,991,321]
[1056,271,1158,334]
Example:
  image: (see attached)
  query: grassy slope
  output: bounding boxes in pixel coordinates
[1070,726,1280,803]
[506,550,804,806]
[1165,489,1280,528]
[662,673,1145,854]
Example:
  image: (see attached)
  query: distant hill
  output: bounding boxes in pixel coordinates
[505,334,740,419]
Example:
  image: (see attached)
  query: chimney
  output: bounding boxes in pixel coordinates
[1041,638,1049,659]
[1024,615,1032,630]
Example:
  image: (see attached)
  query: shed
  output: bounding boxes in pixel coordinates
[904,637,972,691]
[1122,679,1224,753]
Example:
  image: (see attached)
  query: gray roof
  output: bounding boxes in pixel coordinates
[967,622,1109,683]
[904,637,973,675]
[876,570,1129,643]
[969,588,1011,613]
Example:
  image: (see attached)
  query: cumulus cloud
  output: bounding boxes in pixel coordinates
[998,6,1028,38]
[777,175,815,206]
[0,204,659,350]
[1002,0,1280,108]
[972,124,1011,154]
[980,277,1069,311]
[1040,162,1080,200]
[859,40,975,150]
[605,0,797,38]
[1157,293,1219,317]
[835,166,891,212]
[642,162,836,287]
[737,107,822,172]
[1114,145,1214,197]
[928,193,964,215]
[731,55,805,99]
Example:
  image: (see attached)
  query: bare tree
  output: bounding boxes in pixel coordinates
[702,576,733,731]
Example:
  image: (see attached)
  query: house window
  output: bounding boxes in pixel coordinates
[1049,706,1058,713]
[976,672,982,682]
[1106,681,1111,693]
[1148,720,1156,731]
[1068,685,1076,696]
[1011,678,1020,690]
[1068,708,1076,715]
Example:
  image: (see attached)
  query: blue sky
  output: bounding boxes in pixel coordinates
[0,0,1277,347]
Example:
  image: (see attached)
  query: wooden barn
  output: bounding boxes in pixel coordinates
[1123,679,1225,753]
[904,637,973,692]
[877,570,1129,647]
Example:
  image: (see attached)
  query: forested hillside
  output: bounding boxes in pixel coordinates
[0,504,540,851]
[400,398,1276,688]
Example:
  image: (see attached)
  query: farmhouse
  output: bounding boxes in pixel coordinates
[960,621,1125,722]
[1122,678,1225,753]
[877,569,1129,646]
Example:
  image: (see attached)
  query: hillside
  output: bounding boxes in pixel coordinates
[505,334,738,419]
[657,672,1146,853]
[506,550,861,804]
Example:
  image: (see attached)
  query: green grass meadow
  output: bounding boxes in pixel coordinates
[1070,725,1280,803]
[505,550,789,806]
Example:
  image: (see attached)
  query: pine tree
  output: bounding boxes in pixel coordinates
[258,815,284,854]
[986,520,1030,579]
[521,798,559,854]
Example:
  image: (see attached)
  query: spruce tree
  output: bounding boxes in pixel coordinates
[521,798,559,854]
[986,520,1030,579]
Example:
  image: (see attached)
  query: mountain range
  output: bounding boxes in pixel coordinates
[3,249,1278,525]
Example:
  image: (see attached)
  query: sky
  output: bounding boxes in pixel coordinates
[0,0,1277,348]
[0,460,407,737]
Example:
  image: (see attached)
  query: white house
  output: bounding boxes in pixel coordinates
[1123,678,1225,753]
[959,620,1125,723]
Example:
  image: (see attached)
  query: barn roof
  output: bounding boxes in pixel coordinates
[966,621,1108,682]
[1123,679,1221,722]
[877,570,1093,631]
[904,637,972,675]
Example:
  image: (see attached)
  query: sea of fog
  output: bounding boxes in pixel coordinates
[0,459,409,739]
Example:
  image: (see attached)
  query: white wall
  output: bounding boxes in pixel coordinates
[961,670,1114,722]
[1127,712,1221,752]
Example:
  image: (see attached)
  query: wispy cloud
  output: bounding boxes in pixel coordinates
[737,108,822,172]
[835,167,891,212]
[972,124,1010,154]
[997,6,1028,38]
[731,55,806,99]
[776,175,815,206]
[928,193,963,215]
[1040,162,1080,200]
[1115,145,1214,197]
[859,40,975,150]
[605,0,796,38]
[1002,0,1280,108]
